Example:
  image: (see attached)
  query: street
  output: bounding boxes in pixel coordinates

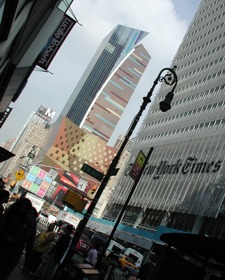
[8,253,126,280]
[7,223,126,280]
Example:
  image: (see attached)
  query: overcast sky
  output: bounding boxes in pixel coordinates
[0,0,201,146]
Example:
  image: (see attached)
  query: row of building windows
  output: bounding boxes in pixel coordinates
[176,27,225,63]
[175,69,225,97]
[195,0,223,23]
[177,44,225,72]
[176,84,224,107]
[178,56,224,83]
[153,81,225,115]
[190,3,225,39]
[138,117,225,143]
[181,20,225,52]
[58,134,110,151]
[160,72,224,106]
[54,138,86,148]
[50,146,114,161]
[146,100,225,129]
[63,127,83,134]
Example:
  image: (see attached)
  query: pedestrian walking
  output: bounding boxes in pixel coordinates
[83,244,99,267]
[39,223,74,280]
[22,209,49,274]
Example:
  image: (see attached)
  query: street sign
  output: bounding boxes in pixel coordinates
[81,163,104,181]
[15,169,25,181]
[129,150,147,181]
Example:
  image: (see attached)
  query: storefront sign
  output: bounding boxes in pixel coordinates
[143,156,222,178]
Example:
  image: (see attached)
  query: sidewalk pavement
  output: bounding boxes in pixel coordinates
[8,252,84,280]
[8,254,34,280]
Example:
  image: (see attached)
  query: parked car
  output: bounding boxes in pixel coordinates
[74,234,93,256]
[122,265,139,278]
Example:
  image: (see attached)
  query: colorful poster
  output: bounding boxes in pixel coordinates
[38,169,47,179]
[59,171,99,197]
[60,172,79,189]
[22,165,52,198]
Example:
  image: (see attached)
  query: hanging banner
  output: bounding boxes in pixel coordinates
[37,14,76,70]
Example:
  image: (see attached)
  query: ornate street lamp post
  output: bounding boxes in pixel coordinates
[72,66,178,255]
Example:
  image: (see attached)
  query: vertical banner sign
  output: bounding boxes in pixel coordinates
[37,14,76,70]
[129,150,147,181]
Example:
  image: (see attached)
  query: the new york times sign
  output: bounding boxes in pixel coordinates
[143,156,222,178]
[37,14,76,70]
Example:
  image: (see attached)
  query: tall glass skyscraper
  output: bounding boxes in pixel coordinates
[59,25,150,142]
[104,0,225,239]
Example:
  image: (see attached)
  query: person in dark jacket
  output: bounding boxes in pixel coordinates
[40,224,74,280]
[21,207,39,273]
[0,189,9,216]
[138,261,156,280]
[0,177,5,190]
[23,222,56,274]
[0,197,34,280]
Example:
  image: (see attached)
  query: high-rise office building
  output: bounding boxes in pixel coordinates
[59,24,150,142]
[104,0,225,239]
[35,25,149,199]
[1,106,54,178]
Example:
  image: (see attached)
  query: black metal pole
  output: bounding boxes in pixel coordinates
[97,147,154,264]
[72,67,178,248]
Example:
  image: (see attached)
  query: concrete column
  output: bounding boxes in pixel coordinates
[191,215,204,234]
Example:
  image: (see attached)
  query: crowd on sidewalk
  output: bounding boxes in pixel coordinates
[0,179,155,280]
[0,182,103,280]
[0,180,76,280]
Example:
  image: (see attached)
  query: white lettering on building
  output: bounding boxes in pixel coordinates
[45,108,56,119]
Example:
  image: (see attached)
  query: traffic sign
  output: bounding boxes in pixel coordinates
[15,169,25,181]
[129,150,147,181]
[81,163,104,181]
